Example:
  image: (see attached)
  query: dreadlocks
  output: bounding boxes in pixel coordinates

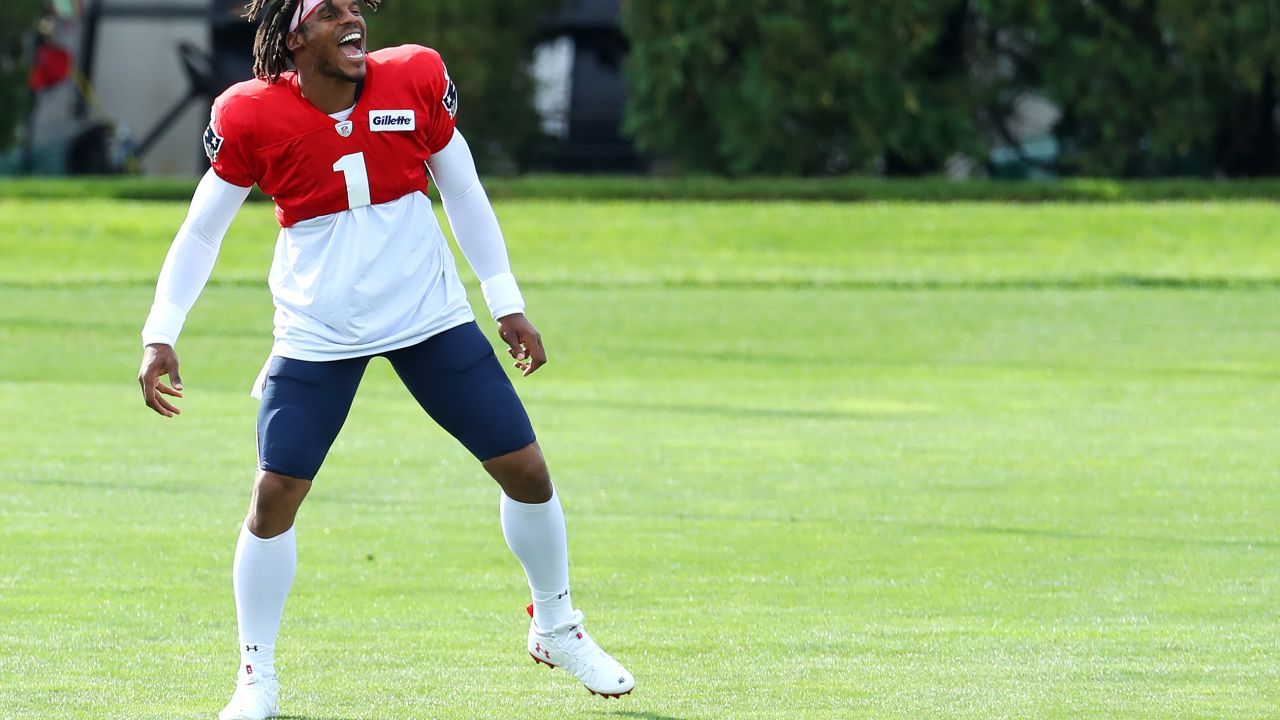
[243,0,382,83]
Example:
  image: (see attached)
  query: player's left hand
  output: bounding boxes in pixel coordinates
[497,313,546,376]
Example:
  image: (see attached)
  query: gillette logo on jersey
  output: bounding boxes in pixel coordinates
[370,110,416,131]
[204,45,458,228]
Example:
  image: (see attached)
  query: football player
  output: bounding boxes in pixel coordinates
[135,1,634,717]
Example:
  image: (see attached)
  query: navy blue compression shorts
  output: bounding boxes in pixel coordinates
[256,321,536,480]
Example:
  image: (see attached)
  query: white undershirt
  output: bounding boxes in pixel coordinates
[141,129,525,361]
[268,189,474,360]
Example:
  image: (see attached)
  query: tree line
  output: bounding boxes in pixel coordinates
[3,1,1277,178]
[622,0,1280,177]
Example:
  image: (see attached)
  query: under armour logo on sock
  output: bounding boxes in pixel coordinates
[245,644,260,652]
[556,587,570,600]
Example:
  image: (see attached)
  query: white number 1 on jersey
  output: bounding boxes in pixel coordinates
[333,152,371,208]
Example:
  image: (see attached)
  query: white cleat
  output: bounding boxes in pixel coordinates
[526,605,635,698]
[217,666,279,720]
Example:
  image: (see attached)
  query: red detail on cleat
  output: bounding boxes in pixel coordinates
[526,603,534,618]
[529,652,557,668]
[576,632,583,640]
[532,650,632,698]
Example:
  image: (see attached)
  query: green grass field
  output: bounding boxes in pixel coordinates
[1,197,1278,719]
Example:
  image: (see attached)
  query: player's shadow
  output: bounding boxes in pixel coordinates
[907,521,1280,550]
[538,395,892,422]
[278,713,684,720]
[591,707,686,712]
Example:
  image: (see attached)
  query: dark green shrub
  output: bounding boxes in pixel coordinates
[621,0,983,176]
[978,0,1279,176]
[0,1,46,155]
[623,0,1280,177]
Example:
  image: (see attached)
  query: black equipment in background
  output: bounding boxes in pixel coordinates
[536,0,642,172]
[79,0,255,165]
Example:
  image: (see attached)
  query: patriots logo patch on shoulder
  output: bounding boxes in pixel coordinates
[442,71,458,119]
[203,123,224,163]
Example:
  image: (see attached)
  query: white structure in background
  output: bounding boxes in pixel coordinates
[989,93,1061,178]
[947,93,1061,180]
[90,0,211,175]
[526,0,638,171]
[531,36,574,140]
[15,0,637,176]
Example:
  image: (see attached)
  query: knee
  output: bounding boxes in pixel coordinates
[503,451,552,492]
[246,471,310,538]
[484,444,552,503]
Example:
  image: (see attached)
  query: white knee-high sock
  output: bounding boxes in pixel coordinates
[500,491,573,628]
[232,524,297,677]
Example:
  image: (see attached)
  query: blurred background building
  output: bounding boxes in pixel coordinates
[4,0,637,176]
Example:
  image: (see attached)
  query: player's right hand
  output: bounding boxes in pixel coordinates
[138,343,184,417]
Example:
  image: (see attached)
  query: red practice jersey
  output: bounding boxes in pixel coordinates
[203,45,458,227]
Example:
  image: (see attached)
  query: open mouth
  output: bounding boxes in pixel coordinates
[338,31,365,61]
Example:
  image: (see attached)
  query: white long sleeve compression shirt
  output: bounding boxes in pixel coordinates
[427,129,525,320]
[140,170,251,347]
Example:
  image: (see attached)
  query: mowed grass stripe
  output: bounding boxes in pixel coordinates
[3,200,1280,286]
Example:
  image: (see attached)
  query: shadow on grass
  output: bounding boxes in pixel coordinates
[593,712,687,720]
[275,710,685,720]
[904,521,1280,550]
[537,395,904,422]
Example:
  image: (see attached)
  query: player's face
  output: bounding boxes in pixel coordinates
[297,0,368,83]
